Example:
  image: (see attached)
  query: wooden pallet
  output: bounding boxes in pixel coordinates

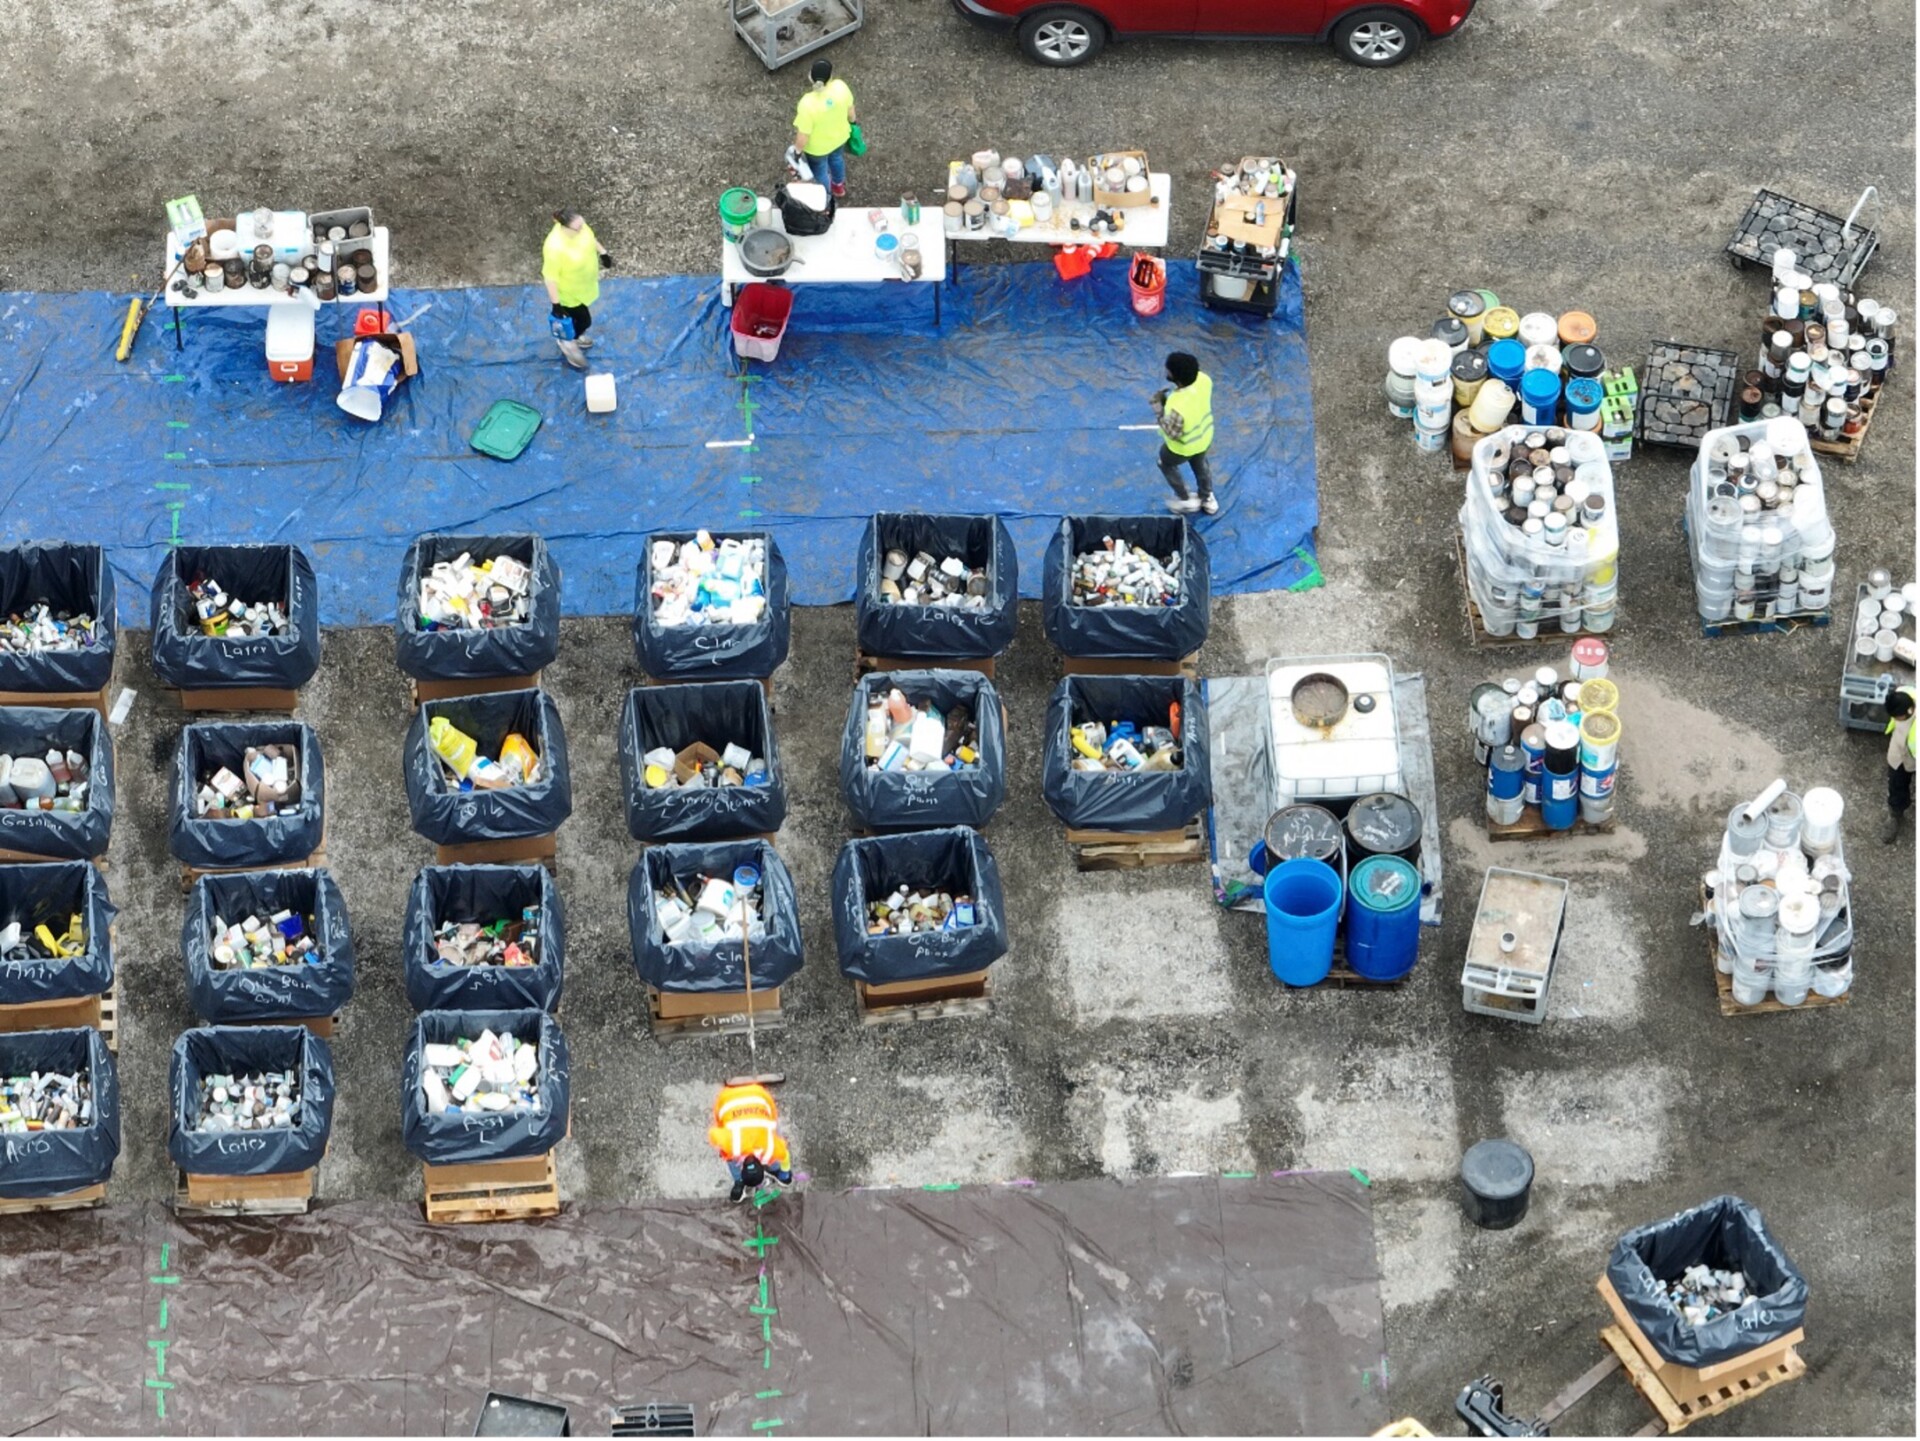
[0,683,111,719]
[1808,385,1879,464]
[410,670,542,707]
[220,1011,341,1039]
[1058,652,1199,679]
[177,685,300,714]
[1700,609,1832,639]
[0,847,107,869]
[857,651,997,681]
[647,985,784,1040]
[641,673,774,700]
[180,839,328,893]
[855,968,994,1025]
[1701,896,1850,1017]
[0,971,120,1051]
[0,1181,107,1216]
[423,1151,561,1225]
[434,830,557,869]
[175,1166,316,1217]
[1455,534,1610,648]
[1597,1275,1804,1433]
[1487,801,1618,841]
[1067,819,1204,871]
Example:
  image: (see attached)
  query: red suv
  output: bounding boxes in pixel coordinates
[952,0,1473,67]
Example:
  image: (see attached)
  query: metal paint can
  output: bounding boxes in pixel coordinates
[1569,637,1609,680]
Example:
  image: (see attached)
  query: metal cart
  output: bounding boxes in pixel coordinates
[1197,157,1296,317]
[731,0,863,69]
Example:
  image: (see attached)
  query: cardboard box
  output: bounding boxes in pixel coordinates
[1091,150,1152,208]
[333,331,420,386]
[673,742,722,785]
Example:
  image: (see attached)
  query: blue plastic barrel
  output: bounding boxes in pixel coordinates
[1542,764,1580,830]
[1263,858,1343,987]
[1487,338,1527,386]
[1519,368,1562,426]
[1345,855,1422,981]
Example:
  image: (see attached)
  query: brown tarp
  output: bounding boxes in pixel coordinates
[0,1173,1389,1435]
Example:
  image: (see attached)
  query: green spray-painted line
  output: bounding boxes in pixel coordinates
[745,1233,778,1256]
[756,1390,783,1400]
[154,481,191,490]
[1348,1166,1372,1187]
[740,507,763,521]
[761,1315,772,1342]
[750,1419,785,1430]
[166,420,190,428]
[763,1348,772,1369]
[162,451,187,461]
[158,375,187,384]
[158,1299,168,1329]
[1284,545,1325,592]
[159,1244,170,1269]
[156,1393,167,1421]
[751,1188,779,1210]
[921,1182,961,1191]
[750,1303,777,1318]
[144,1378,174,1390]
[148,1275,180,1285]
[740,474,763,485]
[1221,1171,1256,1180]
[757,1274,769,1306]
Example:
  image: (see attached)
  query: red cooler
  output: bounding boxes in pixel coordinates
[265,305,316,383]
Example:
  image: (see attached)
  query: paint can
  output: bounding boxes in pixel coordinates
[338,266,359,295]
[1385,336,1422,418]
[1524,342,1563,376]
[1486,744,1525,826]
[1577,707,1620,770]
[1482,307,1520,343]
[1800,787,1843,855]
[1557,310,1597,346]
[1413,409,1449,453]
[963,199,986,232]
[1518,369,1561,427]
[1432,316,1469,354]
[1448,289,1487,344]
[1412,339,1451,385]
[1467,379,1515,433]
[1345,792,1422,867]
[1724,802,1769,856]
[1450,349,1488,406]
[1568,637,1608,681]
[1469,684,1510,761]
[203,266,226,293]
[314,271,336,301]
[1516,312,1557,347]
[1344,855,1423,981]
[943,200,963,229]
[1564,377,1603,430]
[1486,338,1526,386]
[1450,410,1479,467]
[1578,754,1616,824]
[1413,375,1452,427]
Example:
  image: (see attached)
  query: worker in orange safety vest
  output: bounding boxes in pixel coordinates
[709,1082,794,1202]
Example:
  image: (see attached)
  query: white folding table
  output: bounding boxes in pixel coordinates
[721,211,950,323]
[161,226,392,351]
[942,170,1173,250]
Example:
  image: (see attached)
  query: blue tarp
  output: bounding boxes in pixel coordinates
[0,261,1316,623]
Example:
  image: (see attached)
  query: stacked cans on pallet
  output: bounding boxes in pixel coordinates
[1685,417,1836,625]
[1707,781,1853,1005]
[1747,248,1898,443]
[1460,425,1620,638]
[1472,641,1620,830]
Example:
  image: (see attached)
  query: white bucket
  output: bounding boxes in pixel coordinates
[1811,956,1853,998]
[1729,950,1770,1006]
[1578,710,1621,771]
[1800,786,1843,853]
[1412,338,1451,385]
[585,372,618,413]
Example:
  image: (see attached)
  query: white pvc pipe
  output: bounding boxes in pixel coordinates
[1743,777,1788,821]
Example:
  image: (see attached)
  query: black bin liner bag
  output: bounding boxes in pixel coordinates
[167,1025,335,1178]
[1041,674,1212,832]
[182,868,356,1024]
[404,688,573,845]
[0,859,116,1006]
[628,839,804,994]
[401,1008,570,1165]
[0,1027,120,1199]
[830,826,1008,984]
[169,721,325,870]
[854,513,1018,659]
[393,533,562,681]
[618,681,785,842]
[633,530,792,680]
[839,669,1008,830]
[0,541,117,693]
[404,863,566,1013]
[1042,514,1210,659]
[1606,1194,1810,1367]
[0,706,115,860]
[149,543,322,690]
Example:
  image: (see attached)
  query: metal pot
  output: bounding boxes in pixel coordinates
[739,227,799,279]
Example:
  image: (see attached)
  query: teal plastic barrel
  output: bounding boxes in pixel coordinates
[1263,857,1343,987]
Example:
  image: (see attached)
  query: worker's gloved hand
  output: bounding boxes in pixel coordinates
[599,252,614,270]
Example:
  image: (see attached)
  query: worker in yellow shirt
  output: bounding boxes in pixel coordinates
[709,1082,794,1203]
[792,59,856,198]
[1152,351,1218,515]
[1883,686,1915,843]
[541,208,611,370]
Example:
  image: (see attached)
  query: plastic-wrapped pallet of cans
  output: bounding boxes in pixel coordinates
[1706,781,1853,1005]
[1459,425,1619,639]
[1686,417,1836,626]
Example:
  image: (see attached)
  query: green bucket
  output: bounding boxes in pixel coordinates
[719,188,759,244]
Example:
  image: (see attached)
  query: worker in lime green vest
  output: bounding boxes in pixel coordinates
[542,208,611,370]
[1153,351,1217,515]
[1883,686,1915,842]
[792,59,857,198]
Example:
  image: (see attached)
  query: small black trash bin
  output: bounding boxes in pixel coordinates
[1041,674,1211,832]
[618,681,785,842]
[839,669,1007,831]
[854,513,1018,660]
[401,1008,570,1166]
[634,530,791,681]
[167,1024,334,1177]
[181,868,356,1024]
[1042,515,1209,660]
[0,1026,120,1199]
[394,533,562,681]
[0,859,115,1005]
[404,864,566,1012]
[0,541,117,695]
[404,688,573,846]
[830,827,1008,984]
[0,706,115,861]
[628,839,803,994]
[169,720,324,870]
[149,543,321,691]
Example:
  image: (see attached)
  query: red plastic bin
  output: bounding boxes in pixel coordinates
[732,284,794,362]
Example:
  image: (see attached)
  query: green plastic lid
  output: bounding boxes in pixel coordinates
[470,399,543,461]
[1350,855,1420,911]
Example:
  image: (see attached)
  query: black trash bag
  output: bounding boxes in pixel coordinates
[0,1027,120,1200]
[618,681,785,842]
[0,706,114,861]
[854,513,1018,660]
[633,531,792,680]
[0,860,117,1006]
[1041,674,1211,832]
[0,541,117,694]
[167,1025,334,1178]
[393,534,562,681]
[405,689,573,845]
[830,826,1008,984]
[839,669,1008,830]
[181,868,356,1024]
[1606,1195,1810,1368]
[1041,515,1210,660]
[628,839,804,993]
[403,864,566,1013]
[169,721,324,870]
[149,543,322,690]
[401,1008,570,1166]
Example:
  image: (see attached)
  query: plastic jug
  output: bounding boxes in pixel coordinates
[429,716,479,777]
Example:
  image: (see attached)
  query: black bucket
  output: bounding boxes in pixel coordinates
[1460,1139,1534,1230]
[1345,792,1422,865]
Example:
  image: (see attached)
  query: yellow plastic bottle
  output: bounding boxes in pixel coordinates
[429,716,479,777]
